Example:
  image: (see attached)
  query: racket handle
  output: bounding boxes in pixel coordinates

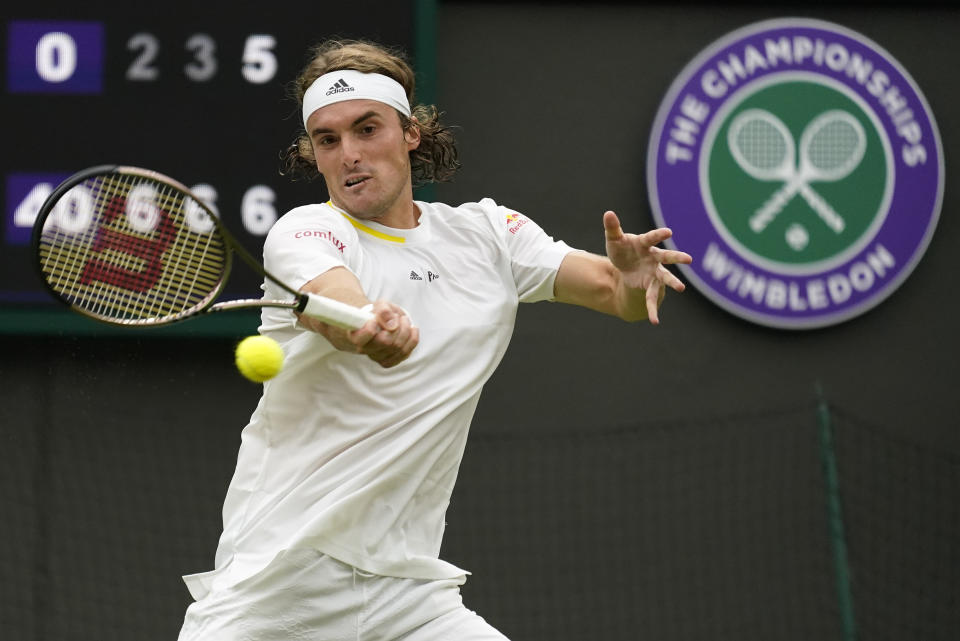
[301,293,375,330]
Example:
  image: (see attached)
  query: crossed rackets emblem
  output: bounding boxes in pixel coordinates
[727,108,867,236]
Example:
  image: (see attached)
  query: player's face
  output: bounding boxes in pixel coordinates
[307,99,421,226]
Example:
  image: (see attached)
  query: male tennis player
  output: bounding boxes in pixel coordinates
[177,40,692,641]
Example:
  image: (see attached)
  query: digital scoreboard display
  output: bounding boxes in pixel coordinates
[2,3,417,319]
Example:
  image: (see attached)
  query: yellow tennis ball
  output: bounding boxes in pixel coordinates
[235,335,284,382]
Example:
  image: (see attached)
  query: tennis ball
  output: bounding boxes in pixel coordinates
[235,335,284,382]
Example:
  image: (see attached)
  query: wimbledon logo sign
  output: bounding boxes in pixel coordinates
[648,18,943,329]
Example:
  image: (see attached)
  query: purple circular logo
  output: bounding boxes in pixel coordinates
[648,18,943,329]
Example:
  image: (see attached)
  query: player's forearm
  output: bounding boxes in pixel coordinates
[297,266,370,334]
[554,252,653,321]
[301,267,369,304]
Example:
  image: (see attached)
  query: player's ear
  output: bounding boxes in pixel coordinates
[403,116,421,151]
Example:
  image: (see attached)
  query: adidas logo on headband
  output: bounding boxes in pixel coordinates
[325,79,356,96]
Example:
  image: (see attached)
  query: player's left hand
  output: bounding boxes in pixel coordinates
[603,211,693,324]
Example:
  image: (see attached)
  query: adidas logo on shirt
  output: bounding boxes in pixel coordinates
[325,79,355,96]
[410,270,440,282]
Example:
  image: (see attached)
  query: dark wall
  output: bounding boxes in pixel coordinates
[430,5,959,639]
[0,337,255,640]
[433,3,959,450]
[1,3,957,641]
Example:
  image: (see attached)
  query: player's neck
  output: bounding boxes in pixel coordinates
[360,178,420,229]
[371,196,420,230]
[331,180,420,230]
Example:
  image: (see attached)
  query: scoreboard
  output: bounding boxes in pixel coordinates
[1,2,419,330]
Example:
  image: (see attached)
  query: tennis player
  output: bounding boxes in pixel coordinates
[177,39,692,641]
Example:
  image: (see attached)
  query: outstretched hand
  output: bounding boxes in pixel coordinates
[603,211,693,324]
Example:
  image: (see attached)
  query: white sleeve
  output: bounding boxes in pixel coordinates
[263,205,360,291]
[479,198,577,303]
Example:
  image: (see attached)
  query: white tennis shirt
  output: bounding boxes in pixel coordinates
[183,199,575,600]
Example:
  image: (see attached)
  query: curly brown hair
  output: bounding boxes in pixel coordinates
[281,40,460,187]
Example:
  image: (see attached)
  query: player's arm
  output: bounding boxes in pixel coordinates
[297,266,418,368]
[554,211,692,324]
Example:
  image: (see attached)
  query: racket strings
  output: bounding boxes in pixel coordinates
[84,183,179,318]
[154,182,214,318]
[41,176,100,299]
[37,172,229,323]
[90,180,174,319]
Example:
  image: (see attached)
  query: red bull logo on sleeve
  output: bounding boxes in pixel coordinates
[505,212,529,235]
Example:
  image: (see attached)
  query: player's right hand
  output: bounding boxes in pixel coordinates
[346,300,419,368]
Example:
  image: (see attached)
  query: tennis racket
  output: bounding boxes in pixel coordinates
[32,165,374,329]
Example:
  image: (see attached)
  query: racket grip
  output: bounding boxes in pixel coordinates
[301,293,375,330]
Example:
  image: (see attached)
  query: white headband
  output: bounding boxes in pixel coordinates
[302,70,411,127]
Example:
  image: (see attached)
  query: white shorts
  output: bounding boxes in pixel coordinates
[177,549,509,641]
